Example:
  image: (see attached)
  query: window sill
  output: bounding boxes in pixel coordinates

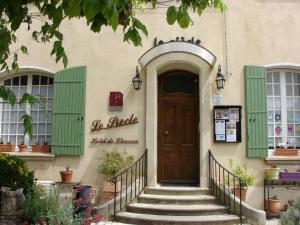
[5,152,55,161]
[265,155,300,164]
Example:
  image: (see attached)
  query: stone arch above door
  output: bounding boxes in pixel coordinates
[141,51,214,187]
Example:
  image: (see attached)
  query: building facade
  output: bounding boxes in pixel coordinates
[1,0,300,209]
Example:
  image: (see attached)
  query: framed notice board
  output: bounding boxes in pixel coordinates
[213,105,242,143]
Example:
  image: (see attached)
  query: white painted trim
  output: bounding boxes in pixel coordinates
[0,66,54,79]
[265,63,300,70]
[138,42,216,68]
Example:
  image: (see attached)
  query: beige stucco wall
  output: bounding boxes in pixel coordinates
[1,0,300,209]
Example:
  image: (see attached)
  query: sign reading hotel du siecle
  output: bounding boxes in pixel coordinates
[90,114,139,144]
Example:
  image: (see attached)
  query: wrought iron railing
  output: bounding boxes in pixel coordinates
[111,149,148,217]
[208,150,243,224]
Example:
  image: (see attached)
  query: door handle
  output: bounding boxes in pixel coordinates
[164,131,169,135]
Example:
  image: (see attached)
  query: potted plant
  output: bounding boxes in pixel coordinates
[265,164,281,180]
[31,141,51,153]
[97,150,133,193]
[60,166,73,183]
[18,141,27,152]
[266,195,281,213]
[0,139,16,152]
[274,142,298,156]
[229,159,255,202]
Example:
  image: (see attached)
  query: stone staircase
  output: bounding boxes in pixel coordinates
[115,186,244,225]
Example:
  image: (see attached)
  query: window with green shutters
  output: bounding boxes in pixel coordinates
[51,66,86,155]
[244,65,268,158]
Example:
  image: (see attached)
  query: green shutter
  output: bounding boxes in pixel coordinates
[244,65,268,158]
[52,66,86,155]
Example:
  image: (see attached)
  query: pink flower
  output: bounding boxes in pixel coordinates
[82,218,92,225]
[92,214,104,222]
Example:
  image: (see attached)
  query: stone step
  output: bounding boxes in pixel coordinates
[115,212,243,225]
[144,187,212,196]
[137,193,217,205]
[127,202,228,216]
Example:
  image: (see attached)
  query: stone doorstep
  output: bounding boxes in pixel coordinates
[144,187,212,195]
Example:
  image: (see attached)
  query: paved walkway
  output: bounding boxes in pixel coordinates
[266,218,280,225]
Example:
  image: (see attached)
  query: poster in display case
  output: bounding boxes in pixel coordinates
[213,105,242,143]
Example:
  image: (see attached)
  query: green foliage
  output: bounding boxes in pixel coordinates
[23,185,83,225]
[0,153,34,195]
[97,150,134,181]
[280,197,300,225]
[0,0,226,70]
[229,159,255,189]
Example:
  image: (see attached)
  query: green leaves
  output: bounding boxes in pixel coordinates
[21,114,33,137]
[0,86,17,106]
[166,6,177,25]
[82,0,102,21]
[51,41,68,67]
[177,7,190,28]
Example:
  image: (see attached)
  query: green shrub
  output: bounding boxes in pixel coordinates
[0,153,34,195]
[229,159,255,189]
[23,185,83,225]
[280,197,300,225]
[97,150,134,181]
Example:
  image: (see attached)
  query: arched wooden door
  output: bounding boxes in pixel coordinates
[157,70,199,185]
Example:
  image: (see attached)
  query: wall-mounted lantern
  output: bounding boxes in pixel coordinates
[215,65,225,90]
[132,66,142,91]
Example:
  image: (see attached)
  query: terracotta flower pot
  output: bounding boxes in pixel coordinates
[103,181,121,193]
[32,144,51,153]
[0,144,15,152]
[274,149,298,156]
[231,188,247,202]
[60,170,73,183]
[265,198,281,213]
[18,144,27,152]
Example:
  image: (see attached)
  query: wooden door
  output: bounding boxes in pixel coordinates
[158,71,199,184]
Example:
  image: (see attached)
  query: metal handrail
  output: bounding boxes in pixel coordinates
[208,149,243,224]
[111,149,148,217]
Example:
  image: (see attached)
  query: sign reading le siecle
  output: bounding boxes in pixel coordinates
[90,114,138,132]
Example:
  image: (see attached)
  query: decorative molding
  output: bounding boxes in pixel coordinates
[265,63,300,70]
[0,66,54,79]
[138,40,216,68]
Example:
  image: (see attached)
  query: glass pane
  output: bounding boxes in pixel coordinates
[294,73,300,84]
[38,136,46,144]
[47,112,52,122]
[161,74,196,94]
[32,124,38,135]
[17,136,24,144]
[2,123,9,133]
[20,76,28,86]
[39,112,46,122]
[295,138,300,148]
[38,124,46,134]
[2,135,8,143]
[294,85,300,96]
[268,138,274,148]
[275,137,282,147]
[31,111,38,121]
[48,86,53,97]
[267,97,273,109]
[286,72,293,83]
[287,97,293,110]
[287,138,295,147]
[46,136,51,144]
[10,111,18,122]
[296,112,300,123]
[32,75,40,85]
[9,136,16,145]
[267,73,272,83]
[19,87,27,97]
[268,111,274,122]
[286,85,293,96]
[41,76,48,85]
[274,97,281,109]
[49,78,54,85]
[274,84,280,96]
[273,72,280,83]
[268,125,274,136]
[275,125,282,136]
[18,111,26,122]
[12,87,19,96]
[287,124,294,136]
[18,124,24,134]
[2,112,9,122]
[47,99,53,109]
[3,104,11,111]
[32,86,39,96]
[296,124,300,136]
[46,123,51,134]
[12,77,19,86]
[287,111,294,123]
[10,123,17,134]
[267,84,273,96]
[4,79,11,86]
[295,98,300,109]
[274,111,281,122]
[30,136,37,146]
[40,86,47,96]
